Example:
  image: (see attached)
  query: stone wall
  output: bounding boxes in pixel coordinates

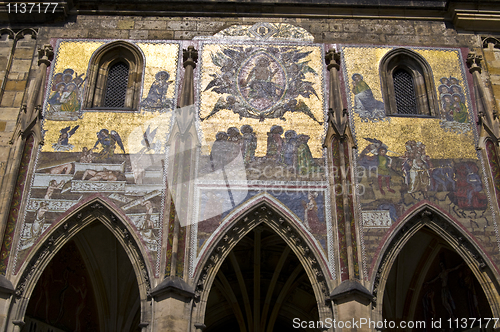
[33,16,480,47]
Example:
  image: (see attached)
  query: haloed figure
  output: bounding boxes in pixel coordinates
[377,147,395,195]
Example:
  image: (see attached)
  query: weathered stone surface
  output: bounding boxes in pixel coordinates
[135,20,167,30]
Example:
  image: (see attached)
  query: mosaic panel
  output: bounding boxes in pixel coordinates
[198,42,326,159]
[195,186,328,252]
[13,40,181,276]
[193,38,332,276]
[342,45,499,278]
[45,41,104,120]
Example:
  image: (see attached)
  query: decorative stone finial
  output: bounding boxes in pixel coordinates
[325,49,341,71]
[466,52,482,74]
[183,46,198,68]
[37,44,53,66]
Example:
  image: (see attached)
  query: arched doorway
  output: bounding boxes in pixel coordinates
[204,224,320,331]
[373,207,500,330]
[23,221,141,332]
[383,226,493,329]
[9,199,152,332]
[193,200,332,332]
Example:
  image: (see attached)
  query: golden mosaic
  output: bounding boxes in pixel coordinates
[136,43,179,100]
[42,112,172,154]
[52,41,104,77]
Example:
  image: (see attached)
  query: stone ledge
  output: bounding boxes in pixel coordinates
[0,275,14,295]
[150,276,194,299]
[330,280,373,305]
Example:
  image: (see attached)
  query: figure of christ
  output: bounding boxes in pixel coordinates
[243,57,283,102]
[425,261,463,320]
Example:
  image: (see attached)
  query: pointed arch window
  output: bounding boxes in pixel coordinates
[380,48,438,117]
[84,41,143,110]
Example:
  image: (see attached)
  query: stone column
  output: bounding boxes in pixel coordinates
[325,49,360,280]
[325,49,373,332]
[467,51,499,139]
[150,277,195,331]
[0,42,52,268]
[169,46,198,278]
[157,46,199,331]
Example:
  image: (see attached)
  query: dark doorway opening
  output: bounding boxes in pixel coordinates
[24,221,141,332]
[204,224,321,332]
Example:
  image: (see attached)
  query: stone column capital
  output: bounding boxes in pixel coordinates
[37,44,54,67]
[466,51,482,74]
[183,45,198,69]
[325,49,341,71]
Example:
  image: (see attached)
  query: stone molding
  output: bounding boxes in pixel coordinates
[14,200,152,300]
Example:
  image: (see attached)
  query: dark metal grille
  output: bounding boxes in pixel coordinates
[104,62,129,108]
[393,69,418,115]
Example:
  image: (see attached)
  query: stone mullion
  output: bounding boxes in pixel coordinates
[169,46,198,279]
[468,51,499,139]
[485,140,500,219]
[326,49,358,282]
[332,138,349,281]
[468,51,500,220]
[0,135,34,275]
[168,139,181,277]
[338,137,355,280]
[344,141,360,279]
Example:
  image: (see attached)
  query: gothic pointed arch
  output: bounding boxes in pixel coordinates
[83,40,144,110]
[380,48,439,117]
[192,195,332,330]
[371,203,500,320]
[8,197,153,330]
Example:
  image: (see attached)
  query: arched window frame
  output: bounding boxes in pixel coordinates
[84,41,144,110]
[380,48,438,117]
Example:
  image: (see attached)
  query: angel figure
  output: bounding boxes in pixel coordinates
[140,125,160,153]
[52,125,79,151]
[93,129,125,161]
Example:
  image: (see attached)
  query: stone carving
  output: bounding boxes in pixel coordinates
[194,203,330,302]
[372,209,489,300]
[15,205,152,297]
[212,22,314,42]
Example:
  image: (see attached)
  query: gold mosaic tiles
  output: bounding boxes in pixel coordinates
[198,43,325,158]
[343,46,476,159]
[137,43,179,100]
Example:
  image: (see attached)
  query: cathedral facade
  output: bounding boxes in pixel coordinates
[1,1,500,331]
